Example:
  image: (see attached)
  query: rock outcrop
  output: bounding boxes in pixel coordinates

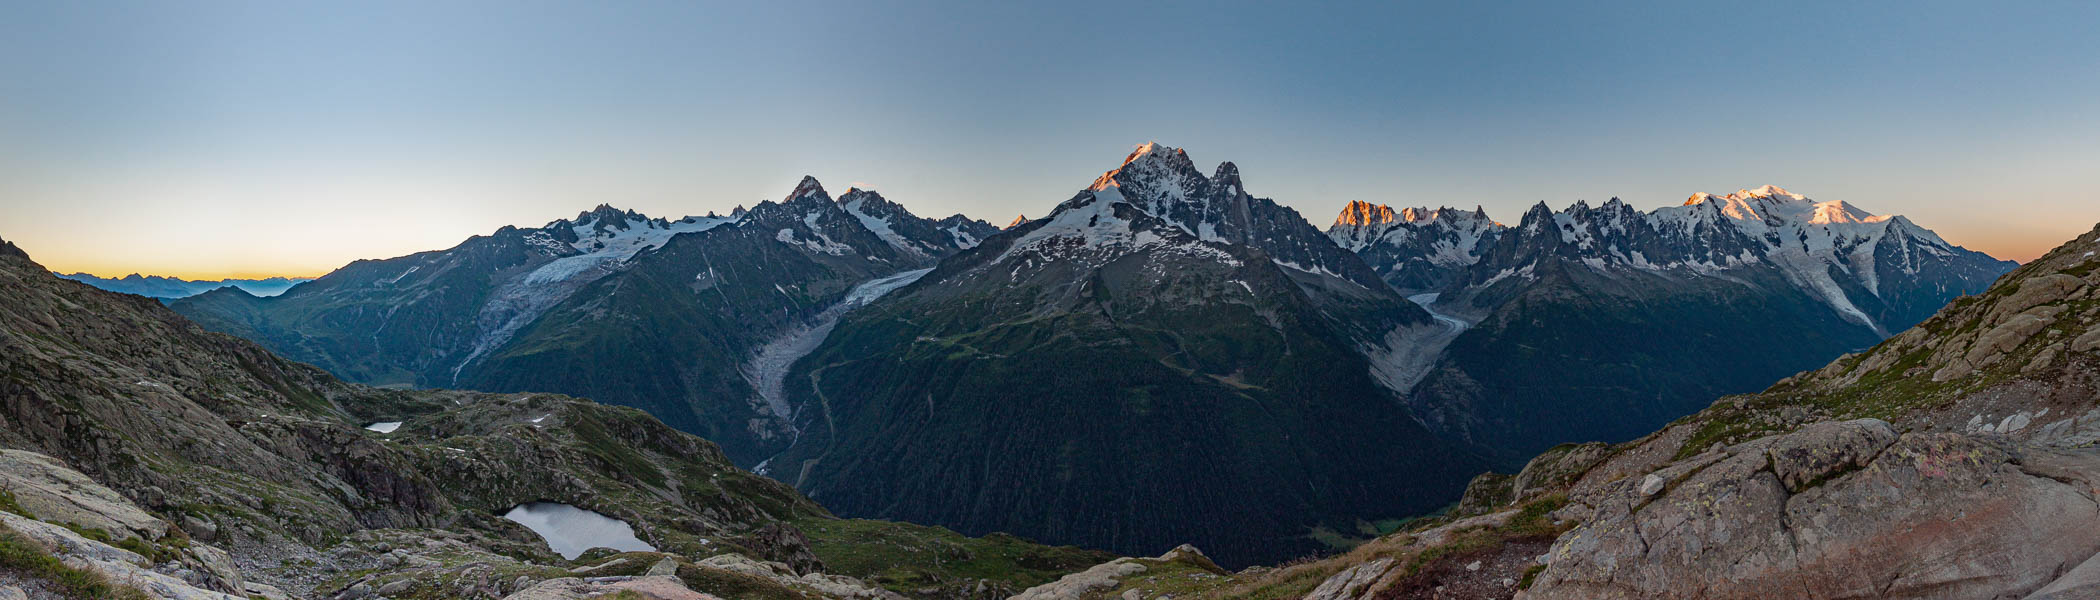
[1010,545,1223,600]
[1533,420,2100,598]
[1514,222,2100,598]
[0,449,249,599]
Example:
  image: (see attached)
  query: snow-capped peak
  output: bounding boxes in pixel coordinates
[1736,184,1804,200]
[1682,185,1890,227]
[787,175,829,203]
[837,187,932,258]
[1334,201,1398,227]
[1807,200,1885,225]
[1090,142,1199,193]
[546,206,732,258]
[1007,214,1029,229]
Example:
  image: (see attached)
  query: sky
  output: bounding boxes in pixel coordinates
[2,1,2097,279]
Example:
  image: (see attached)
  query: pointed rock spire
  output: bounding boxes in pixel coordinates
[1519,201,1556,229]
[786,176,829,203]
[838,187,882,206]
[1007,214,1030,229]
[1212,162,1243,196]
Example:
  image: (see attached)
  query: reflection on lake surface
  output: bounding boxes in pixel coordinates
[500,502,656,559]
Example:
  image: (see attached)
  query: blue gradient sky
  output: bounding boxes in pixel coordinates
[2,1,2096,278]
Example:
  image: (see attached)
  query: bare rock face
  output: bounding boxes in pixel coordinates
[0,449,170,540]
[501,576,721,600]
[1302,557,1395,600]
[1510,442,1612,502]
[1530,420,2100,599]
[2073,323,2100,354]
[2,506,246,600]
[1983,273,2088,326]
[1764,418,1896,492]
[1009,545,1221,600]
[693,553,902,600]
[1967,307,2065,367]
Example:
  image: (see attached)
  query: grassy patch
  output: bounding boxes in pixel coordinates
[0,490,30,518]
[0,522,153,600]
[1098,552,1234,599]
[1518,564,1546,589]
[795,517,1114,595]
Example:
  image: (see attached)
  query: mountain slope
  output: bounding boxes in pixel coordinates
[172,181,985,464]
[454,177,923,462]
[171,204,738,387]
[1331,187,2014,461]
[773,144,1489,568]
[0,234,1111,599]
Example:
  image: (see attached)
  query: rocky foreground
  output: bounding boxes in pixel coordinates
[1024,221,2100,599]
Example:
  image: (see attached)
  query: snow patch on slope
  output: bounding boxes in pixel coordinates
[450,213,734,383]
[842,196,932,258]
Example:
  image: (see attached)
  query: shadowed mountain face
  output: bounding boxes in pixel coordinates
[0,234,1112,599]
[1328,187,2015,461]
[771,144,1490,568]
[171,182,997,464]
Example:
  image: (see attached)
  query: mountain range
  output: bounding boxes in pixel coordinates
[156,144,2014,569]
[1328,186,2014,459]
[171,185,999,463]
[55,272,312,299]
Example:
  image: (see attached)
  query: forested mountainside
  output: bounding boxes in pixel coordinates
[773,144,1491,568]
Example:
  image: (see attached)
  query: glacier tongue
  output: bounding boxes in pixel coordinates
[742,267,934,452]
[1364,293,1473,396]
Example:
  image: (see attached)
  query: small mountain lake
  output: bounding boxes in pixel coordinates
[363,421,402,433]
[499,502,656,559]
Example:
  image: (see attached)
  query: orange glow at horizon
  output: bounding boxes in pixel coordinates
[12,214,2075,282]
